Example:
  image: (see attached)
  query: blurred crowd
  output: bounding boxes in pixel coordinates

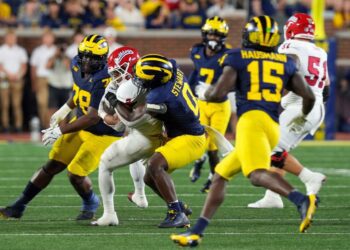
[0,0,350,30]
[0,0,350,134]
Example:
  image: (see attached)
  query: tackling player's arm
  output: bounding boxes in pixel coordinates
[287,71,316,116]
[59,104,101,134]
[204,65,237,102]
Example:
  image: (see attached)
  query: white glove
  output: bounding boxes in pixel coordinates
[50,104,72,127]
[287,115,307,134]
[195,82,209,101]
[41,126,62,146]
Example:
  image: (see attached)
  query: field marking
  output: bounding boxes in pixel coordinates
[0,232,349,236]
[0,184,348,189]
[0,193,349,198]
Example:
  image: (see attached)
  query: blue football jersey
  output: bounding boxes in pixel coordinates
[222,48,297,122]
[70,56,123,136]
[188,44,230,100]
[146,63,204,138]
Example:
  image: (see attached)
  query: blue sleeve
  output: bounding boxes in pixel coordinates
[285,56,297,77]
[90,84,105,110]
[188,69,198,93]
[222,49,242,71]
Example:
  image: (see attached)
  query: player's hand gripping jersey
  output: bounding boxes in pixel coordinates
[279,39,328,109]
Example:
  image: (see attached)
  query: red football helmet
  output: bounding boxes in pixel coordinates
[284,13,315,40]
[107,46,140,86]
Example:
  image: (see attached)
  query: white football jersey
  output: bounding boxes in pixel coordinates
[116,80,163,136]
[278,39,328,108]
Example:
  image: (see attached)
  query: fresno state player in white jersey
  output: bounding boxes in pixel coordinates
[92,46,165,226]
[248,13,328,209]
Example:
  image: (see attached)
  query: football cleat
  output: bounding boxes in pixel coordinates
[298,194,318,233]
[76,193,100,220]
[91,212,119,226]
[305,173,326,195]
[76,211,95,220]
[189,155,207,183]
[127,192,148,208]
[247,191,284,209]
[200,179,212,193]
[180,201,193,217]
[170,231,203,247]
[158,210,190,228]
[0,206,24,219]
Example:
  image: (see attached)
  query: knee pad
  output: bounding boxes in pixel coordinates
[271,150,288,169]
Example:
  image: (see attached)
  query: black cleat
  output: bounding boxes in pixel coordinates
[171,230,203,247]
[200,179,212,193]
[158,210,190,228]
[189,155,207,183]
[0,206,24,219]
[180,201,192,217]
[298,194,318,233]
[76,211,96,220]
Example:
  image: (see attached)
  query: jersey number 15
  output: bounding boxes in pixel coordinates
[247,60,284,103]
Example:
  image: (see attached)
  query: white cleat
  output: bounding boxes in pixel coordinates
[305,173,326,195]
[91,212,119,226]
[248,195,284,209]
[128,192,148,208]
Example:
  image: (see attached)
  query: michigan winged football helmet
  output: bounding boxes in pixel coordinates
[201,16,229,52]
[107,46,140,86]
[134,54,174,89]
[242,15,280,52]
[78,34,109,74]
[284,13,315,41]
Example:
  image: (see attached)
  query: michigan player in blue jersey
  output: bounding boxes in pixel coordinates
[130,54,206,228]
[188,16,232,193]
[171,15,318,247]
[0,34,123,220]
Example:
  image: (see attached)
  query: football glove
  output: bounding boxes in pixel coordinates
[195,82,209,101]
[50,103,72,127]
[287,115,307,134]
[41,126,62,146]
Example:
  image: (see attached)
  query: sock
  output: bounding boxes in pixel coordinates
[81,190,94,202]
[288,190,307,207]
[168,200,181,212]
[12,182,42,209]
[191,217,209,235]
[207,172,213,180]
[129,161,146,197]
[264,189,281,199]
[298,168,314,183]
[99,162,115,214]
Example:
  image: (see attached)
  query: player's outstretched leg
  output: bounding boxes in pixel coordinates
[0,160,67,219]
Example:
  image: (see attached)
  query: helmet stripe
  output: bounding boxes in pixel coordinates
[253,17,264,46]
[264,16,272,45]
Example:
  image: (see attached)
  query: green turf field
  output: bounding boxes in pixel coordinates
[0,142,349,250]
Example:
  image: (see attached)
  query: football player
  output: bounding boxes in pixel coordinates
[171,15,318,247]
[91,46,165,226]
[130,54,207,228]
[188,16,233,193]
[248,13,327,209]
[0,35,123,220]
